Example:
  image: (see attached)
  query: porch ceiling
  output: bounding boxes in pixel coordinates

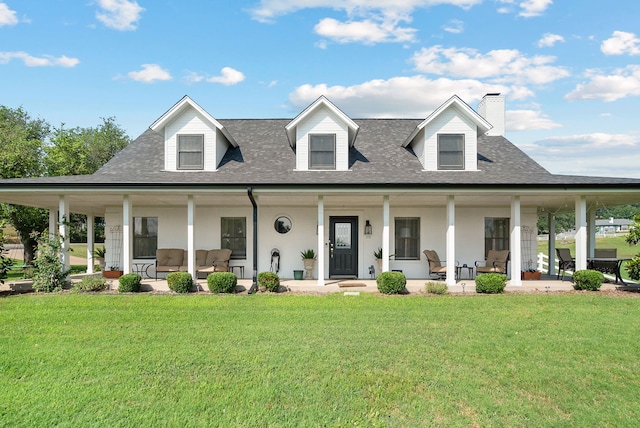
[1,187,638,217]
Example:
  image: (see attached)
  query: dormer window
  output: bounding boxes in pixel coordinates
[177,134,204,170]
[438,134,464,170]
[309,134,336,170]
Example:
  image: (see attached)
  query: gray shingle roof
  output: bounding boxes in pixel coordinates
[4,118,640,188]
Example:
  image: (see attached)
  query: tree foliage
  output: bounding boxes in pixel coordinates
[0,106,130,262]
[45,117,130,176]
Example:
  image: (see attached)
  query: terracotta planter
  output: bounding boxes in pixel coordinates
[521,271,541,280]
[103,270,124,279]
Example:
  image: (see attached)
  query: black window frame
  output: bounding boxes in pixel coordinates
[438,134,465,170]
[484,217,510,257]
[133,217,158,259]
[177,134,204,170]
[221,217,246,260]
[394,217,420,260]
[308,134,336,170]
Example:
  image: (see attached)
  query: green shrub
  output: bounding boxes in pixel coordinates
[207,272,237,293]
[376,271,406,294]
[72,275,108,293]
[167,272,193,293]
[626,255,640,281]
[118,273,141,293]
[32,234,70,292]
[425,281,448,295]
[572,269,605,291]
[258,271,280,292]
[475,273,507,294]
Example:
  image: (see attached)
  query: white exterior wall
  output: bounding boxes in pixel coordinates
[413,128,426,169]
[296,106,349,171]
[106,205,253,277]
[423,106,478,171]
[164,109,219,171]
[104,202,538,281]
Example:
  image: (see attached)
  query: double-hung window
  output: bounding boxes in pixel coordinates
[177,134,204,170]
[309,134,335,170]
[394,217,420,260]
[221,217,246,260]
[484,217,509,257]
[438,134,464,170]
[133,217,158,259]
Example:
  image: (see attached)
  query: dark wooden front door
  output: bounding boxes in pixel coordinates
[329,216,358,277]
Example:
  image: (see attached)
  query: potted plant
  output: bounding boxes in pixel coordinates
[93,247,106,271]
[300,249,316,280]
[374,247,383,273]
[521,261,541,280]
[103,264,124,279]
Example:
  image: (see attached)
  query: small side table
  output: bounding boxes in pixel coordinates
[230,265,245,279]
[456,265,474,280]
[132,262,153,278]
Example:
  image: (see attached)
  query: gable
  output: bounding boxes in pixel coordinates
[286,96,359,171]
[403,95,491,172]
[150,96,236,172]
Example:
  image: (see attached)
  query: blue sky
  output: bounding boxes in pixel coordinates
[2,0,640,178]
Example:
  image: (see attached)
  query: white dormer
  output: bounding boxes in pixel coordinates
[285,96,359,171]
[150,96,237,172]
[402,95,492,172]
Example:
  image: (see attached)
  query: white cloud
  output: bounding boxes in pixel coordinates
[0,2,18,26]
[0,51,79,67]
[523,133,640,177]
[537,33,564,48]
[96,0,144,31]
[442,19,464,34]
[506,109,561,131]
[206,67,245,85]
[565,65,640,102]
[314,17,417,44]
[249,0,481,44]
[518,0,553,17]
[289,75,521,117]
[411,46,570,85]
[122,64,172,82]
[601,31,640,56]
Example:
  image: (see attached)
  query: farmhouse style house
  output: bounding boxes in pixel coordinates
[1,94,640,289]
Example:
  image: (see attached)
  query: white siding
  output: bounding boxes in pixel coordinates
[296,106,349,171]
[422,105,478,171]
[164,108,219,172]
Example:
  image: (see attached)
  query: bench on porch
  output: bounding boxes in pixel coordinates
[155,248,232,280]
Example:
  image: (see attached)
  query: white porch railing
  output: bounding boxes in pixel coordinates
[536,252,635,284]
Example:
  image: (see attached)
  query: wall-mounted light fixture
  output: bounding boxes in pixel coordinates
[364,220,372,235]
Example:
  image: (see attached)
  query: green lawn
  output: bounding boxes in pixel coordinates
[1,293,640,427]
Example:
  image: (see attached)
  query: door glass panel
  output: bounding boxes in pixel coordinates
[335,223,351,249]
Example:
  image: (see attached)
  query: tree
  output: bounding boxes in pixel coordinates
[44,117,130,243]
[0,106,50,265]
[0,107,130,263]
[45,117,130,176]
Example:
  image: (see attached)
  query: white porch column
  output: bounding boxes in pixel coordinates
[510,196,522,286]
[446,195,456,287]
[317,196,325,286]
[187,195,196,280]
[382,195,390,273]
[575,196,588,271]
[588,208,596,258]
[49,209,57,240]
[122,195,132,274]
[86,216,94,274]
[548,214,556,276]
[58,196,70,273]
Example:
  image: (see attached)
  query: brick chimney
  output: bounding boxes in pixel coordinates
[478,93,505,136]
